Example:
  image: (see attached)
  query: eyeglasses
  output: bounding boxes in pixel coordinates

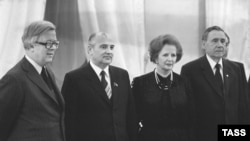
[35,40,59,49]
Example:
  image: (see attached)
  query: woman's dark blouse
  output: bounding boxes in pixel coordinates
[132,71,194,141]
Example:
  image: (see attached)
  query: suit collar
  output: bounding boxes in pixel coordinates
[89,61,110,79]
[25,55,42,74]
[85,63,113,105]
[200,56,224,97]
[21,57,61,106]
[200,56,235,98]
[85,63,121,106]
[222,59,235,96]
[108,66,125,108]
[206,54,223,73]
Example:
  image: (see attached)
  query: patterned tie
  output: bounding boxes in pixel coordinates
[100,71,112,99]
[215,63,224,92]
[41,67,53,90]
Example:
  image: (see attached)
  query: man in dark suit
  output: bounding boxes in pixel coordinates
[248,76,250,102]
[62,32,137,141]
[181,26,249,141]
[249,76,250,91]
[248,76,250,91]
[0,21,65,141]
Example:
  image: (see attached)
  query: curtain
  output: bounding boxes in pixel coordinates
[2,0,248,82]
[44,0,145,88]
[77,0,146,79]
[205,0,250,78]
[44,0,86,88]
[0,0,46,78]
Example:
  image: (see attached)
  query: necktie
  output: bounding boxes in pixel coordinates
[100,71,112,99]
[215,63,224,91]
[41,67,53,90]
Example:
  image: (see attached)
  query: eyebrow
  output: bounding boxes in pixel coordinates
[100,44,114,46]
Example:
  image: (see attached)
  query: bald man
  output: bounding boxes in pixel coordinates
[62,32,137,141]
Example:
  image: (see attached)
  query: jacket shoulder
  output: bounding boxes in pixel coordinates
[226,59,244,68]
[182,57,203,69]
[172,72,184,80]
[65,65,88,76]
[133,71,154,82]
[2,60,25,80]
[109,65,128,74]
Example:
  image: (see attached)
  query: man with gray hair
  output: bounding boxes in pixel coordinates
[0,21,65,141]
[62,32,137,141]
[181,26,249,141]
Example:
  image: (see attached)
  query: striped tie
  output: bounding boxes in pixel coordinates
[100,71,112,99]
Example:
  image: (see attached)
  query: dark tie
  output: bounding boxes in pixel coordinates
[100,71,111,99]
[215,63,224,91]
[41,67,53,90]
[100,71,108,89]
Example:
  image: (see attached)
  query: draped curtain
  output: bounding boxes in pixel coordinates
[44,0,145,88]
[205,0,250,78]
[44,0,86,87]
[1,0,249,83]
[77,0,146,78]
[0,0,46,78]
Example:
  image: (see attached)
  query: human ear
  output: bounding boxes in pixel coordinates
[201,41,206,49]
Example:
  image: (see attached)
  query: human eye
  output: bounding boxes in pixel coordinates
[171,53,176,57]
[220,39,226,44]
[100,44,108,49]
[110,45,115,50]
[45,41,53,49]
[163,53,169,57]
[212,39,219,43]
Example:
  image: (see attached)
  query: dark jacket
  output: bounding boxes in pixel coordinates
[132,71,194,141]
[0,57,65,141]
[62,63,137,141]
[181,56,249,141]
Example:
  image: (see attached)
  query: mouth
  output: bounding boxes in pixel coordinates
[165,63,173,67]
[215,50,224,53]
[47,52,54,57]
[215,47,224,51]
[103,56,112,59]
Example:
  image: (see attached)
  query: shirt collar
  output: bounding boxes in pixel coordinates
[206,54,223,70]
[25,55,42,74]
[90,61,110,78]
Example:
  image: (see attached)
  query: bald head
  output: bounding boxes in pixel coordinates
[88,32,115,46]
[88,32,115,69]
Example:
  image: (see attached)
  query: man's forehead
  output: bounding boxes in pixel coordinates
[208,30,226,38]
[94,36,115,44]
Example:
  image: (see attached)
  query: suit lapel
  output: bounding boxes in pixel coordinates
[47,67,65,109]
[86,64,112,105]
[222,59,234,97]
[200,56,224,97]
[21,57,59,105]
[109,67,119,105]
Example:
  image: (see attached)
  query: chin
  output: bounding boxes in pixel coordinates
[104,60,112,64]
[45,59,53,64]
[163,68,172,72]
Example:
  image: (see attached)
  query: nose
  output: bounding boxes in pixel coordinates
[166,55,174,60]
[49,44,58,50]
[217,40,226,47]
[217,41,223,46]
[105,46,113,53]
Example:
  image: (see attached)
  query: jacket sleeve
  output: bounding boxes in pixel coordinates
[125,72,138,141]
[0,74,24,141]
[236,63,250,123]
[184,77,196,141]
[61,73,79,141]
